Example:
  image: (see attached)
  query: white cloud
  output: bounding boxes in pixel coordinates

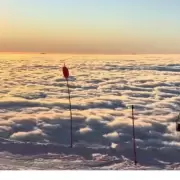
[103,131,119,141]
[0,54,180,165]
[79,126,92,134]
[10,129,46,142]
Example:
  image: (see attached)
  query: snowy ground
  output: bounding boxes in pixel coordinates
[0,53,180,170]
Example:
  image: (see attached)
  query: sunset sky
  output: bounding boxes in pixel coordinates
[1,0,180,54]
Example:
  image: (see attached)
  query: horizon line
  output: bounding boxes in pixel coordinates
[1,51,180,55]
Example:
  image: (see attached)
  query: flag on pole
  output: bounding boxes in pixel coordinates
[62,63,73,148]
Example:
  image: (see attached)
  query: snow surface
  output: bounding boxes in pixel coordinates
[0,53,180,170]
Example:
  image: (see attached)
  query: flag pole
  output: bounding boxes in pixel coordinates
[62,63,73,148]
[66,78,73,148]
[132,105,137,165]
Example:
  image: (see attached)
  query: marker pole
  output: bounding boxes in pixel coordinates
[66,79,73,148]
[132,105,137,165]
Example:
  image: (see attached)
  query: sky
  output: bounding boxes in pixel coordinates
[1,0,180,54]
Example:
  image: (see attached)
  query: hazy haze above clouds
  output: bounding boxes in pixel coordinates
[1,0,180,53]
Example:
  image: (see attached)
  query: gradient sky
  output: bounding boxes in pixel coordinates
[1,0,180,54]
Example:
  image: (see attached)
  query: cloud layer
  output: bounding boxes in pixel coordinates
[0,53,180,164]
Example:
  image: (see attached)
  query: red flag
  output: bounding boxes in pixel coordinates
[62,64,69,79]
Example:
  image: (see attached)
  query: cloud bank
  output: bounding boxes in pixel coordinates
[0,53,180,164]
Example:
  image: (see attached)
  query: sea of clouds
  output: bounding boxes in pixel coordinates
[0,53,180,165]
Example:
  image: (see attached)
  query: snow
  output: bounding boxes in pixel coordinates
[0,53,180,170]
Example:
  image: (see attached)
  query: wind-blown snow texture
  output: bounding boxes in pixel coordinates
[0,53,180,170]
